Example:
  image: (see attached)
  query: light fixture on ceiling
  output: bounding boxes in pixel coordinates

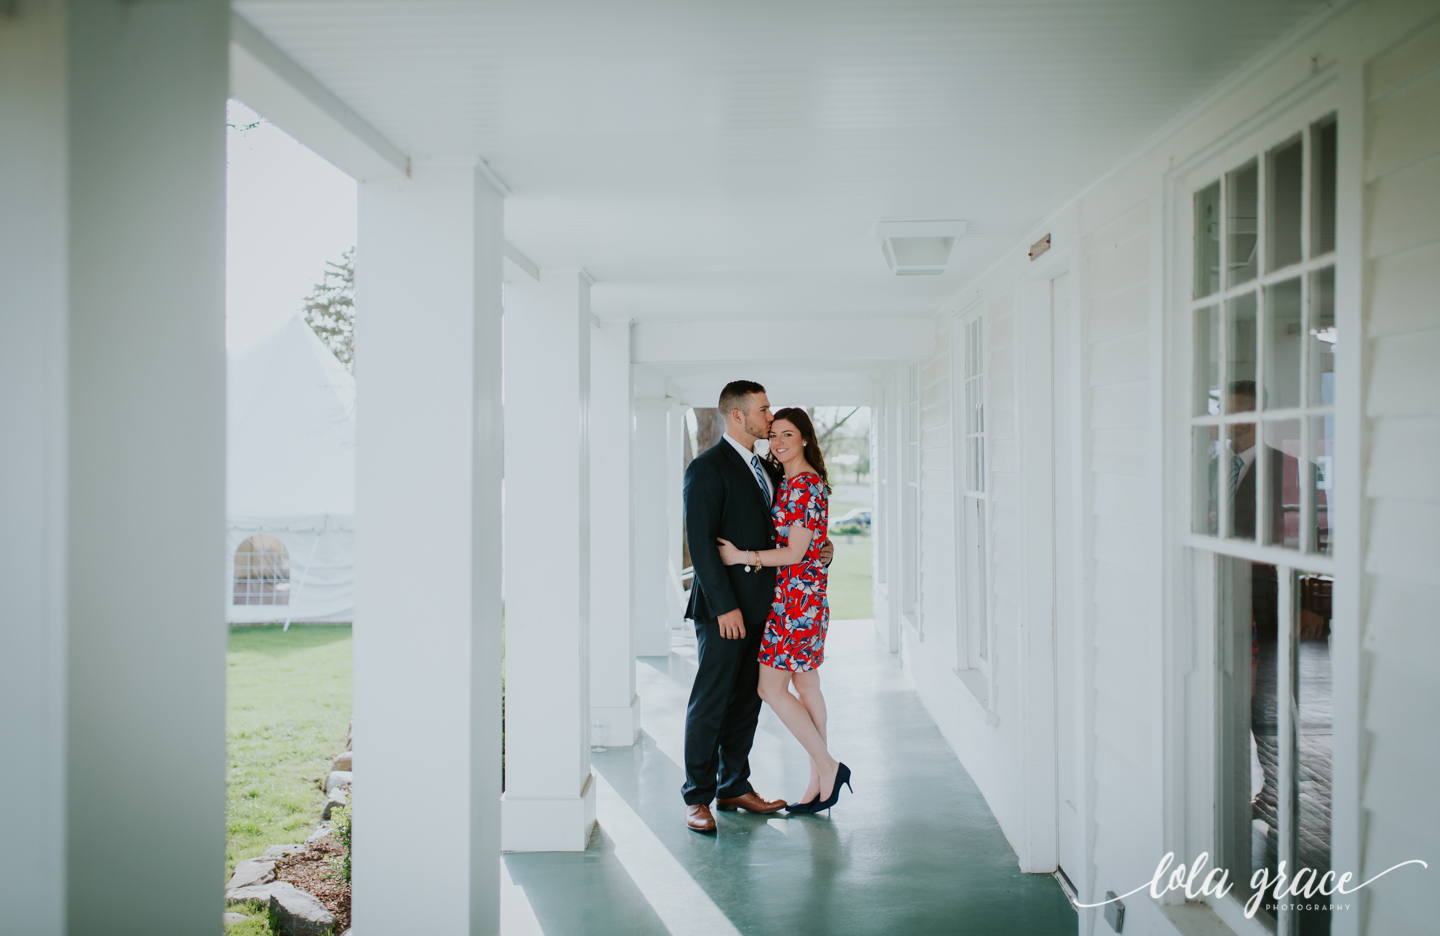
[877,220,968,276]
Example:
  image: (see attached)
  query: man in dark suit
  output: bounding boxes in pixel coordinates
[1226,381,1289,543]
[680,380,829,832]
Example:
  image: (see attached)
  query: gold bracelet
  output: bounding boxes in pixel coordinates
[752,551,761,572]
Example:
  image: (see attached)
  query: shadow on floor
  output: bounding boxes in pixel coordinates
[504,620,1077,936]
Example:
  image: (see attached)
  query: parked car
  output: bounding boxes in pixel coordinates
[829,507,871,531]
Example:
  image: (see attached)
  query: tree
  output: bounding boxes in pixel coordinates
[693,408,723,455]
[303,248,355,371]
[809,406,860,449]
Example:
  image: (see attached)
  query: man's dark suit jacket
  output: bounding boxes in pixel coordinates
[683,439,781,625]
[1232,444,1288,542]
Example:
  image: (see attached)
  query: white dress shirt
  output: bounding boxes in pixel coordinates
[723,431,772,505]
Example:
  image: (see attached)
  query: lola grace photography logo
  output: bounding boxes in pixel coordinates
[1075,852,1428,919]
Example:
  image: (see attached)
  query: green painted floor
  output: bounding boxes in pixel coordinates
[504,620,1077,936]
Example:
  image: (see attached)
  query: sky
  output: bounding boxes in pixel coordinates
[226,100,357,351]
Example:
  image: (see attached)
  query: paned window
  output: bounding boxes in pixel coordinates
[953,317,989,665]
[233,534,291,605]
[901,363,921,617]
[1192,114,1337,936]
[876,386,888,585]
[1191,116,1337,555]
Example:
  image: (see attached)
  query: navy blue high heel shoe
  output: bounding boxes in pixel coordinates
[806,762,852,813]
[785,794,820,813]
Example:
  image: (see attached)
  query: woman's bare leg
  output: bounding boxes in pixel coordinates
[792,670,828,801]
[757,664,838,799]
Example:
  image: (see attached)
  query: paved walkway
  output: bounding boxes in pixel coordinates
[503,620,1076,936]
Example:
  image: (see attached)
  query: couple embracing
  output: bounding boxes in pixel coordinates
[681,380,852,833]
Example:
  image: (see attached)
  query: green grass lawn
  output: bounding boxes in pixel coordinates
[226,624,352,876]
[826,496,873,619]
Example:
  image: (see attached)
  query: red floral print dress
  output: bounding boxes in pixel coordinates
[757,473,830,672]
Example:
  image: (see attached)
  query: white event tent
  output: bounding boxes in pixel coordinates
[226,315,355,623]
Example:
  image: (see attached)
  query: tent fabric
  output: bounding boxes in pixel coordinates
[226,317,355,623]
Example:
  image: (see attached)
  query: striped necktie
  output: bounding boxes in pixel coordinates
[751,455,772,504]
[1229,454,1245,496]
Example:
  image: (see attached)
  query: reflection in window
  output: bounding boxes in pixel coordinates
[234,534,290,605]
[1219,563,1334,933]
[1227,160,1258,286]
[1296,574,1333,936]
[1311,416,1334,555]
[1189,114,1338,557]
[1199,116,1339,934]
[1194,425,1219,536]
[1264,278,1303,411]
[1226,294,1257,412]
[1218,557,1277,928]
[1195,306,1220,416]
[1227,421,1258,542]
[1195,182,1221,298]
[1311,118,1337,257]
[1264,419,1302,550]
[1308,268,1336,407]
[1267,137,1304,272]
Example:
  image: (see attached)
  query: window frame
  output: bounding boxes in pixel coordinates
[951,311,992,673]
[1188,116,1338,566]
[1164,78,1358,936]
[900,361,922,626]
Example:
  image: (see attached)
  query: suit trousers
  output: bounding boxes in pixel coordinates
[682,616,765,805]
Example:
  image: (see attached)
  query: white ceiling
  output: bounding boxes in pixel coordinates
[237,0,1325,327]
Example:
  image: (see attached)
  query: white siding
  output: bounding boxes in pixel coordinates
[985,293,1021,744]
[1360,18,1440,933]
[1081,196,1156,889]
[919,328,954,644]
[892,6,1440,933]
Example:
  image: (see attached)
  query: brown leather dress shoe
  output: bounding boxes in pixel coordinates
[686,803,717,833]
[715,791,787,814]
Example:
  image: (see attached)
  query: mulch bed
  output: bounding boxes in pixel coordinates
[274,838,351,933]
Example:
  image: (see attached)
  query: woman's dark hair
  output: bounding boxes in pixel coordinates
[767,407,830,492]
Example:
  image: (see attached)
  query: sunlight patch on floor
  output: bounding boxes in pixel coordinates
[595,772,743,936]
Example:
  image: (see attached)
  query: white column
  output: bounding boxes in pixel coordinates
[0,6,68,931]
[632,398,674,656]
[876,368,903,651]
[589,320,639,745]
[502,271,595,852]
[1,3,229,933]
[665,404,689,633]
[353,161,505,933]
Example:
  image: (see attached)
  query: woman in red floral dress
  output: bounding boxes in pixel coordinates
[718,408,851,813]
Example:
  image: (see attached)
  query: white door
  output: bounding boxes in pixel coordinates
[1051,271,1086,891]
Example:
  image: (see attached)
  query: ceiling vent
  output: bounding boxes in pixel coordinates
[877,220,968,276]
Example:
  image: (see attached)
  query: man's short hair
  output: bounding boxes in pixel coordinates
[1228,379,1258,400]
[718,380,766,418]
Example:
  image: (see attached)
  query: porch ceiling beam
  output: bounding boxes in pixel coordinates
[630,318,934,364]
[230,12,410,180]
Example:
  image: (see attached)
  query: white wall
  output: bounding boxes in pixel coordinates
[894,3,1440,935]
[1356,12,1440,932]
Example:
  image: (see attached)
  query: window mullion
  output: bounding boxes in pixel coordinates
[1301,123,1313,267]
[1255,147,1270,547]
[1277,566,1299,936]
[1299,267,1313,554]
[1218,174,1231,540]
[1256,148,1268,282]
[1256,283,1270,546]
